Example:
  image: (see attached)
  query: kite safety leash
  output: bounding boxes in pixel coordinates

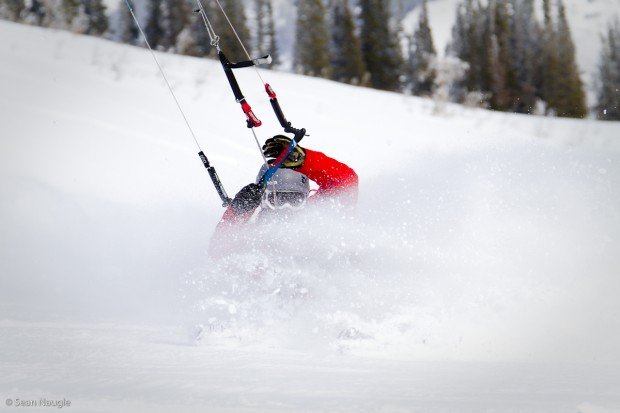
[123,0,231,207]
[256,129,305,189]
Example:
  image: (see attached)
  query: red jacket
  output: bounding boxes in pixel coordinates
[212,148,358,240]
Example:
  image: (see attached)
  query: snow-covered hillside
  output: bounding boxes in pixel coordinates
[1,20,620,412]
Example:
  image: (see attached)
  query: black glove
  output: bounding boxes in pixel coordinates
[230,183,263,214]
[262,135,306,168]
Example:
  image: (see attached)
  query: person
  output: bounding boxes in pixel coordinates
[209,135,358,256]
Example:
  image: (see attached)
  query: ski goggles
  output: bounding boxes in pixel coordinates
[262,190,308,210]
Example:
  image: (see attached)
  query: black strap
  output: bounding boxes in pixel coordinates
[219,51,244,102]
[226,55,271,69]
[218,50,263,128]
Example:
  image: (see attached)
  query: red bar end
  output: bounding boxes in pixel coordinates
[265,83,277,99]
[241,101,262,127]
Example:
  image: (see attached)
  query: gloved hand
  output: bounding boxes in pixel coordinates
[230,183,263,214]
[262,135,306,168]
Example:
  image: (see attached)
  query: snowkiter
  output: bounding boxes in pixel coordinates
[209,135,358,256]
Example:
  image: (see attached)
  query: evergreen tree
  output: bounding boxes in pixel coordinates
[408,0,436,96]
[447,0,585,116]
[359,0,403,91]
[193,0,221,58]
[447,0,487,102]
[499,0,519,108]
[79,0,109,36]
[552,0,586,117]
[509,0,539,113]
[255,0,279,67]
[24,0,48,26]
[329,0,365,84]
[447,0,549,113]
[0,0,26,22]
[60,0,80,30]
[446,2,468,101]
[214,0,251,62]
[294,0,331,77]
[485,0,516,111]
[484,0,506,110]
[596,18,620,120]
[41,2,67,30]
[540,0,560,113]
[394,0,407,58]
[159,0,189,51]
[144,0,164,48]
[176,8,211,57]
[117,2,139,45]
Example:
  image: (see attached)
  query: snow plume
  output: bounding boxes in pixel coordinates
[1,20,619,367]
[186,141,620,363]
[2,20,620,411]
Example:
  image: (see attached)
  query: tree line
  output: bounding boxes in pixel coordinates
[446,0,587,117]
[1,0,618,120]
[0,0,108,35]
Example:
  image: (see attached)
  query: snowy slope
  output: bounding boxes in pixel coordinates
[1,20,620,412]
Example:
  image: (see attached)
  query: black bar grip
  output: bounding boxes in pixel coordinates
[219,51,244,102]
[227,55,270,69]
[198,151,211,168]
[270,98,288,128]
[228,60,255,69]
[208,167,231,207]
[293,128,306,143]
[198,151,231,207]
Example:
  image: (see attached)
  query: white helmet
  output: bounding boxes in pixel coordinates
[256,165,310,210]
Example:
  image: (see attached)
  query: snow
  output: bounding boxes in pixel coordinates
[1,20,620,412]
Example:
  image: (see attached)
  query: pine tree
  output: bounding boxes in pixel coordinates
[176,8,211,57]
[486,0,516,111]
[0,0,26,22]
[447,0,487,102]
[509,0,539,113]
[255,0,279,67]
[446,2,468,101]
[60,0,80,30]
[144,0,164,48]
[408,0,436,96]
[448,0,550,113]
[193,0,221,58]
[500,0,519,108]
[24,0,47,26]
[214,0,251,62]
[596,18,620,120]
[41,1,66,30]
[484,0,506,110]
[552,0,586,118]
[81,0,109,36]
[329,0,366,84]
[540,0,560,114]
[159,0,189,51]
[117,3,139,45]
[394,0,407,60]
[294,0,331,78]
[359,0,403,91]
